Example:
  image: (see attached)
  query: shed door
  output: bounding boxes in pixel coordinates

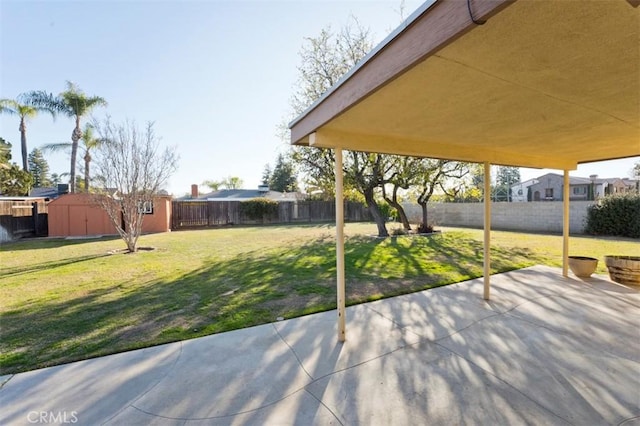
[69,206,89,236]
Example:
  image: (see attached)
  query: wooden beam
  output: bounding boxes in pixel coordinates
[562,170,570,277]
[335,147,346,342]
[307,129,578,171]
[483,162,491,300]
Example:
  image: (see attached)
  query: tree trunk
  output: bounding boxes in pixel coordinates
[84,151,91,192]
[70,117,82,193]
[420,201,428,226]
[19,118,28,172]
[385,197,411,230]
[364,188,388,237]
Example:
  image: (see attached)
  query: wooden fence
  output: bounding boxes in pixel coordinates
[0,199,48,243]
[171,200,371,230]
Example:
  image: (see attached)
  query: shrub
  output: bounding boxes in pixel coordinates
[239,198,279,222]
[585,193,640,238]
[417,223,434,234]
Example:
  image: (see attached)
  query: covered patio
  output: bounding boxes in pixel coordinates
[2,266,638,424]
[289,0,639,341]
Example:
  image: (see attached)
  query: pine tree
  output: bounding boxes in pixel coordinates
[269,154,298,192]
[28,148,51,187]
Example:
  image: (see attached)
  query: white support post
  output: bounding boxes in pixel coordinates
[562,170,570,277]
[335,147,346,342]
[483,162,491,300]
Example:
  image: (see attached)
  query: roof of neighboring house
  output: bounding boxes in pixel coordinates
[529,173,592,185]
[29,187,60,199]
[176,189,304,202]
[510,178,539,188]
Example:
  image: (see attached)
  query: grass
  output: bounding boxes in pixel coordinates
[1,223,638,374]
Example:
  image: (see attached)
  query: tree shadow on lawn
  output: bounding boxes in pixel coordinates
[0,232,545,375]
[0,235,121,252]
[0,253,113,277]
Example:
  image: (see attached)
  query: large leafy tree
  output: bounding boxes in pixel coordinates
[29,82,107,193]
[414,160,469,228]
[28,148,51,187]
[0,138,33,195]
[381,156,422,231]
[346,152,391,237]
[41,123,108,192]
[0,92,58,172]
[288,18,396,235]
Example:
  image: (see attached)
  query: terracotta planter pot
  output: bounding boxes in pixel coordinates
[604,256,640,286]
[568,256,598,278]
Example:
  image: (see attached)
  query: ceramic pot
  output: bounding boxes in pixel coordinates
[568,256,598,278]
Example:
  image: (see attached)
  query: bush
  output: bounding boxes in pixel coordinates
[585,193,640,238]
[239,198,279,222]
[417,223,434,234]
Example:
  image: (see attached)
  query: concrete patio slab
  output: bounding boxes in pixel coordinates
[130,323,313,420]
[0,343,181,425]
[272,304,421,380]
[1,266,638,425]
[305,340,571,426]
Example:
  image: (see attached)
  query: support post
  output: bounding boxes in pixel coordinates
[562,170,570,277]
[335,147,346,342]
[483,162,491,300]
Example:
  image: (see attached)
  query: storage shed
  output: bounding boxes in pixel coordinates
[47,193,171,237]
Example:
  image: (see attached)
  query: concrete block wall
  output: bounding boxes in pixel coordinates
[403,201,594,234]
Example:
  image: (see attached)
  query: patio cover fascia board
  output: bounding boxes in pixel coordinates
[290,0,513,151]
[308,129,576,170]
[290,0,640,167]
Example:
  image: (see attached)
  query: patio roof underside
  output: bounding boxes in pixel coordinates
[290,0,640,170]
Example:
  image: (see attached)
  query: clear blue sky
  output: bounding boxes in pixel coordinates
[1,0,637,195]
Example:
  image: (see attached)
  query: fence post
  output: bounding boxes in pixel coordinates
[32,202,39,237]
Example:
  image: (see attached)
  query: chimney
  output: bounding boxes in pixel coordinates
[57,183,69,195]
[191,184,199,198]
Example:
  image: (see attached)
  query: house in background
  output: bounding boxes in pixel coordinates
[48,193,171,237]
[510,178,538,202]
[176,184,304,202]
[598,177,639,196]
[527,173,596,201]
[515,173,638,202]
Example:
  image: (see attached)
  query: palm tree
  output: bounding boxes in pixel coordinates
[28,82,107,192]
[42,123,107,192]
[0,92,58,172]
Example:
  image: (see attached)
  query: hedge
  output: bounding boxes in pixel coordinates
[585,193,640,238]
[239,198,279,222]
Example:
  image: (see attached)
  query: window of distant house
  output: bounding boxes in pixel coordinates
[545,188,553,198]
[517,189,523,195]
[573,187,586,195]
[138,201,154,215]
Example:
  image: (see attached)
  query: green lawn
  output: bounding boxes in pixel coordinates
[1,223,637,374]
